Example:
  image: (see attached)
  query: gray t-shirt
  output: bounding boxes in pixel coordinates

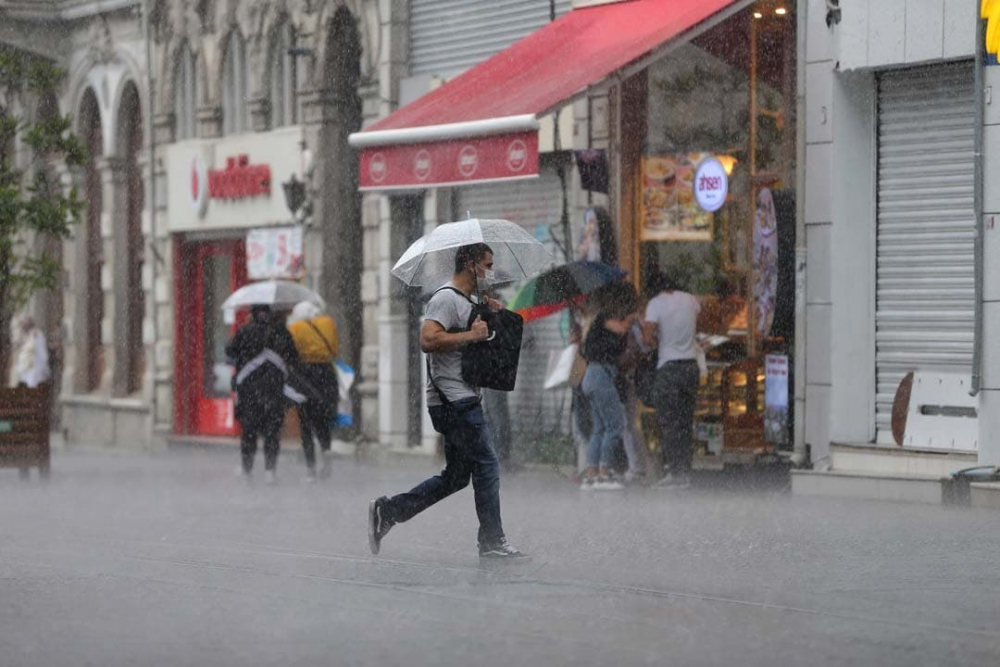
[425,283,480,406]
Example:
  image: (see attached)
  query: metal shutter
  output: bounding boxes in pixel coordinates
[874,63,975,444]
[457,170,571,437]
[409,0,572,76]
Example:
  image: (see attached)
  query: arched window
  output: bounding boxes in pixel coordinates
[79,89,104,393]
[222,30,249,134]
[119,83,145,395]
[174,41,197,140]
[269,21,297,128]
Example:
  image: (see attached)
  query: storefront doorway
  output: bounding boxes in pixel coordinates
[174,238,247,436]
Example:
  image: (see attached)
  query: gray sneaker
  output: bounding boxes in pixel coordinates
[368,497,393,555]
[479,539,530,560]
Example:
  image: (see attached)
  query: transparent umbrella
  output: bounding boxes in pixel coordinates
[220,279,325,312]
[392,218,553,288]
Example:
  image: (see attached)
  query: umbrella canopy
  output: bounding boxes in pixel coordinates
[392,218,553,288]
[220,279,325,313]
[508,261,626,322]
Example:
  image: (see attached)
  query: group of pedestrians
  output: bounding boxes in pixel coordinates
[225,301,341,484]
[574,270,702,491]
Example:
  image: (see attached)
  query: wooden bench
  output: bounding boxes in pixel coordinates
[0,385,51,479]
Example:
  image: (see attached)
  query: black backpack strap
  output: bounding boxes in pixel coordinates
[425,286,483,408]
[426,355,451,407]
[431,285,475,305]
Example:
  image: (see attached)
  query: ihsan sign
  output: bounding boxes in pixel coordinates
[694,157,728,213]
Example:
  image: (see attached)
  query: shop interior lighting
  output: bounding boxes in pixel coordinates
[775,7,787,15]
[753,11,763,19]
[717,155,738,176]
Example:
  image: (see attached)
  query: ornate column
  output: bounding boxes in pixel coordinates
[196,105,223,139]
[98,156,132,397]
[249,96,271,132]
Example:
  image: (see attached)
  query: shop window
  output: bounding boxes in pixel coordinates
[627,3,797,457]
[174,42,197,140]
[120,83,145,395]
[80,89,104,393]
[635,5,796,344]
[268,21,298,129]
[222,30,250,134]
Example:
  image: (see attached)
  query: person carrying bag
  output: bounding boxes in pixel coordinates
[287,302,340,479]
[368,242,528,561]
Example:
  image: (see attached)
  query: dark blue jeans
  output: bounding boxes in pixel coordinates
[385,398,504,546]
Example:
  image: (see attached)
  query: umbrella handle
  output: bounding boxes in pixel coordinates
[486,330,496,342]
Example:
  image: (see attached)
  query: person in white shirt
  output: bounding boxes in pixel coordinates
[642,271,700,487]
[9,315,51,389]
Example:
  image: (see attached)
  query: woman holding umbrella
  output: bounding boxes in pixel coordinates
[226,304,299,484]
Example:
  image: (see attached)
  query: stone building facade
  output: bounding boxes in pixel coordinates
[2,0,401,447]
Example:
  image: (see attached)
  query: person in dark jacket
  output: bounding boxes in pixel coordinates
[225,304,299,484]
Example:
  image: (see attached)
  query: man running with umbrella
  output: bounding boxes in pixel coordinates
[368,242,528,560]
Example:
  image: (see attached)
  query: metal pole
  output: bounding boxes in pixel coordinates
[972,6,986,397]
[792,0,808,465]
[748,11,759,357]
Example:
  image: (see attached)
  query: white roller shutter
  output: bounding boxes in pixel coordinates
[409,0,572,76]
[457,169,571,437]
[874,63,975,444]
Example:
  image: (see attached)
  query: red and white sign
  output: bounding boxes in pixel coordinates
[369,152,388,183]
[208,154,271,200]
[165,127,304,233]
[189,156,208,217]
[506,139,528,173]
[414,149,432,181]
[694,157,728,212]
[247,226,304,280]
[457,145,479,177]
[358,131,539,190]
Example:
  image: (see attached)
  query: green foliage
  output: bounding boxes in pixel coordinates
[0,50,86,320]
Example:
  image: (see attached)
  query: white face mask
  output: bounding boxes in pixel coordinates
[475,263,496,289]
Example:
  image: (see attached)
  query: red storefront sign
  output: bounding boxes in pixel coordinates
[358,131,539,191]
[208,154,272,200]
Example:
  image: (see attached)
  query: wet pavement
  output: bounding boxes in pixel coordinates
[1,445,998,666]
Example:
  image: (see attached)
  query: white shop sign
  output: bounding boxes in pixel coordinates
[165,126,305,233]
[694,156,728,213]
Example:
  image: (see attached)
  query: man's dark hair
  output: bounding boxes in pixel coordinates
[646,270,682,297]
[454,243,494,273]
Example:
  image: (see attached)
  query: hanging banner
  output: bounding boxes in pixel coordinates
[764,354,789,446]
[753,187,779,339]
[246,226,305,280]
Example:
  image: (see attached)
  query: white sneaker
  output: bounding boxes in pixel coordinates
[235,466,252,483]
[264,470,278,486]
[594,476,625,491]
[579,477,596,491]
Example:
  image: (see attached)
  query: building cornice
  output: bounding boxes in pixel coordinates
[0,0,137,23]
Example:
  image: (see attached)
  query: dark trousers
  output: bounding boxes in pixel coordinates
[385,398,504,547]
[240,415,282,473]
[298,400,332,469]
[295,363,337,468]
[653,360,700,474]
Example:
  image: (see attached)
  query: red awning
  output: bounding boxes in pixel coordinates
[350,0,746,191]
